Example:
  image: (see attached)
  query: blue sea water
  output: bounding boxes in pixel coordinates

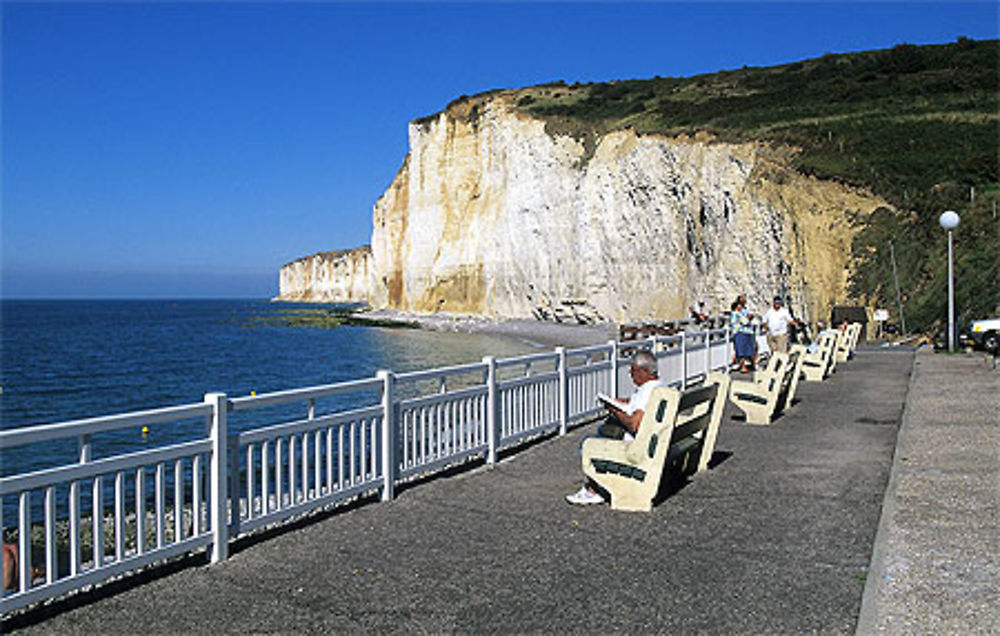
[0,299,540,481]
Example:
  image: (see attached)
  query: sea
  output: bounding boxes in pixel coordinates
[0,299,542,484]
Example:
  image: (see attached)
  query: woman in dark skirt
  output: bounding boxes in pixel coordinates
[730,297,755,373]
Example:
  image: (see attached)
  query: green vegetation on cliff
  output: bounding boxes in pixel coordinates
[513,38,999,332]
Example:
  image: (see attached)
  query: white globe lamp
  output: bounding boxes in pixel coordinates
[939,210,960,231]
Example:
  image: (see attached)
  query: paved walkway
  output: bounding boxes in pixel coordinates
[4,348,997,633]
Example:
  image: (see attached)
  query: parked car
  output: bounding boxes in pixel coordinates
[968,317,1000,354]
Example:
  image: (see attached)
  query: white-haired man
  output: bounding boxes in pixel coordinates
[566,350,664,505]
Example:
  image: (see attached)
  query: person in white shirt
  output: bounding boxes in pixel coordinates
[763,296,799,354]
[566,350,664,505]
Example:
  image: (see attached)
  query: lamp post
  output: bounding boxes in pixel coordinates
[939,210,960,352]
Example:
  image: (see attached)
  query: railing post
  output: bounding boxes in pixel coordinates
[228,437,241,538]
[725,326,732,374]
[608,340,619,396]
[680,332,688,389]
[705,326,712,374]
[378,370,396,502]
[556,347,568,436]
[483,356,498,464]
[206,392,228,564]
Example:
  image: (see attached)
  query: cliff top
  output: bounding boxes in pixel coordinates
[282,245,371,269]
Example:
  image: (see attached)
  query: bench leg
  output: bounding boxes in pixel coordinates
[609,488,653,512]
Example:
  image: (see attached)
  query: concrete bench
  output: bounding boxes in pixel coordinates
[728,347,802,425]
[835,322,861,363]
[838,322,861,362]
[802,332,837,382]
[581,373,731,512]
[848,321,862,350]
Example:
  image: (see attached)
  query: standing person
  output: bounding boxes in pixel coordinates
[566,350,664,505]
[730,297,755,373]
[737,294,758,369]
[763,296,799,354]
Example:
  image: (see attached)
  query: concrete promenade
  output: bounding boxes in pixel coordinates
[857,348,999,634]
[4,348,997,634]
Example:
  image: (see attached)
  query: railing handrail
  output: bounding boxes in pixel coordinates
[498,369,560,390]
[234,404,384,445]
[564,343,613,358]
[394,361,487,383]
[0,402,213,449]
[495,350,560,368]
[398,384,488,409]
[0,439,212,494]
[229,376,383,412]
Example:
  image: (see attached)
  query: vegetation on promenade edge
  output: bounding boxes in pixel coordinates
[496,38,997,332]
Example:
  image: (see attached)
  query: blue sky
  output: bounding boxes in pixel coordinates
[2,2,997,299]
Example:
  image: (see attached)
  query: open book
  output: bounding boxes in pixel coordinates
[596,392,636,415]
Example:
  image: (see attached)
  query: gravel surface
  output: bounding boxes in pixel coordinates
[360,309,617,349]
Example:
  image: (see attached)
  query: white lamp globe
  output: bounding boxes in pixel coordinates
[939,210,960,230]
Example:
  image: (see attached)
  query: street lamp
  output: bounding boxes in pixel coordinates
[939,210,960,352]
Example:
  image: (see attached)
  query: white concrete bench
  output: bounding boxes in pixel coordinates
[728,347,801,425]
[835,322,861,363]
[802,332,837,382]
[581,373,731,512]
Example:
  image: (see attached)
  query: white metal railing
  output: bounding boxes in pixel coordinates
[227,376,385,536]
[0,325,731,615]
[0,397,226,614]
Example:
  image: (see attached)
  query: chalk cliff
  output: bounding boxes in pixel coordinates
[277,246,374,303]
[278,93,886,324]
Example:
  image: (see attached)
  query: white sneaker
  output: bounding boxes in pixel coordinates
[565,486,605,505]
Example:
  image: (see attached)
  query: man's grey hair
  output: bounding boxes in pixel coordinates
[632,350,659,377]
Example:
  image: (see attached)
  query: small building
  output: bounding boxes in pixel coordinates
[831,306,870,341]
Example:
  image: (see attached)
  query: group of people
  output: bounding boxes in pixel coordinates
[729,294,802,373]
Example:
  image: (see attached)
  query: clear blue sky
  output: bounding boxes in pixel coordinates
[2,2,997,299]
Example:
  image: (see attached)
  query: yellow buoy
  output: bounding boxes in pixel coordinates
[141,426,149,438]
[250,390,256,396]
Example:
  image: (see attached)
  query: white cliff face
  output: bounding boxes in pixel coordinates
[367,96,884,324]
[276,246,374,303]
[283,94,884,324]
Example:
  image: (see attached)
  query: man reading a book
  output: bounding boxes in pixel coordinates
[566,350,664,505]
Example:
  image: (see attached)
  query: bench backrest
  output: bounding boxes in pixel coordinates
[782,345,807,410]
[627,372,731,475]
[834,324,858,363]
[757,352,789,407]
[814,332,838,373]
[755,349,785,383]
[848,322,862,349]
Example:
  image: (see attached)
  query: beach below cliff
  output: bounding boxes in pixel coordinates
[358,309,616,350]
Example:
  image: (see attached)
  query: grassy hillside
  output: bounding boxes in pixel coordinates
[511,38,999,332]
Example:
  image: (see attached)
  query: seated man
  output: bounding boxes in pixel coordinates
[566,350,664,505]
[689,302,709,325]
